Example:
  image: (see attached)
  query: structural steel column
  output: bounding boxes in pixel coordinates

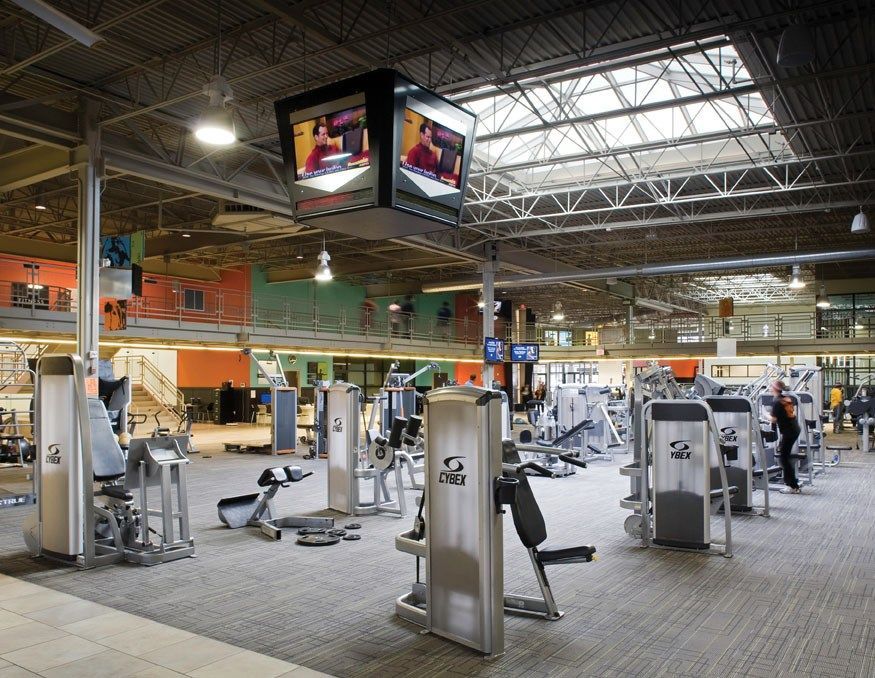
[77,101,101,377]
[626,303,635,345]
[481,243,498,385]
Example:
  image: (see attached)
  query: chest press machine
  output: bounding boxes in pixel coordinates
[242,348,298,455]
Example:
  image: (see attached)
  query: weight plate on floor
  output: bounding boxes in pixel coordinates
[327,529,347,537]
[342,534,361,541]
[344,523,362,530]
[296,534,341,546]
[297,527,327,536]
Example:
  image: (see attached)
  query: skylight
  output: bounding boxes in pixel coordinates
[460,40,789,191]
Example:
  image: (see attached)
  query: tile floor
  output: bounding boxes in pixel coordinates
[0,574,331,677]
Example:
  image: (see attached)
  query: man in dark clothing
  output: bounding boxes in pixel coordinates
[436,301,452,338]
[769,380,802,493]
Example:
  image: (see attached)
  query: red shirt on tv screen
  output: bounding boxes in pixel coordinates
[405,143,437,174]
[305,143,339,174]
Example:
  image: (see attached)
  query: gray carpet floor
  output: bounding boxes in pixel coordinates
[0,431,871,677]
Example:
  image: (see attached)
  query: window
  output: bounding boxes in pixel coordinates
[542,329,572,347]
[183,289,204,311]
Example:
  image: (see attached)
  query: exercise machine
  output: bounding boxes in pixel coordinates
[846,375,874,453]
[327,382,406,517]
[394,385,593,657]
[241,348,298,455]
[622,390,737,557]
[755,391,813,486]
[0,341,35,509]
[23,354,195,568]
[217,465,333,539]
[704,395,775,517]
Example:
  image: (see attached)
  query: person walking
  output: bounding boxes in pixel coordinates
[830,383,845,433]
[769,380,802,494]
[436,301,452,339]
[465,374,477,386]
[388,299,402,336]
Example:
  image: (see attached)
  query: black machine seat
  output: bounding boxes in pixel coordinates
[826,444,851,451]
[537,544,597,564]
[88,399,127,482]
[709,486,739,500]
[502,440,595,563]
[753,465,782,478]
[256,465,306,487]
[100,484,133,502]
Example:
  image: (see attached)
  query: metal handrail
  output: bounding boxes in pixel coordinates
[112,355,185,421]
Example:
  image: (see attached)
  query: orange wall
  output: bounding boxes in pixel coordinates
[177,350,250,388]
[0,256,76,288]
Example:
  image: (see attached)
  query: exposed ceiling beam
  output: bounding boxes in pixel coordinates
[265,256,452,283]
[0,145,69,191]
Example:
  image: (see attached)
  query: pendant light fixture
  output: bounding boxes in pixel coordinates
[314,235,332,281]
[776,22,814,68]
[476,292,486,309]
[551,301,565,321]
[851,207,870,234]
[788,264,805,289]
[194,2,236,145]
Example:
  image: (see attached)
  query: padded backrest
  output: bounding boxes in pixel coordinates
[284,465,303,482]
[88,399,126,481]
[99,376,130,411]
[502,439,547,549]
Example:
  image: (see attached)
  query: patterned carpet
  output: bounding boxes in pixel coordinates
[0,429,871,677]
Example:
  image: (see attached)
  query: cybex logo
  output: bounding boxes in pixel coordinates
[375,448,386,461]
[332,417,343,433]
[720,426,737,443]
[439,456,467,486]
[669,440,692,460]
[46,443,62,465]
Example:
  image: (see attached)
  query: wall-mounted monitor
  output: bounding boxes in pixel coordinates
[510,343,540,363]
[484,337,505,364]
[275,70,477,240]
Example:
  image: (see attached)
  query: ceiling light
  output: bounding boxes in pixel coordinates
[815,285,830,308]
[476,293,485,309]
[788,264,805,289]
[181,233,191,238]
[776,23,814,68]
[551,301,565,322]
[195,74,236,146]
[648,328,656,340]
[851,207,870,234]
[34,195,47,211]
[853,319,864,331]
[26,283,44,290]
[762,323,770,337]
[314,250,332,281]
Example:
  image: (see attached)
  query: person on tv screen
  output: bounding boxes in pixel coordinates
[405,123,437,175]
[305,123,339,174]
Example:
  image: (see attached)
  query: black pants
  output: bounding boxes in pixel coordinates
[833,404,844,432]
[778,427,801,488]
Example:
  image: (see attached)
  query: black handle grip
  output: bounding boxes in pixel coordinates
[388,416,407,449]
[558,454,587,469]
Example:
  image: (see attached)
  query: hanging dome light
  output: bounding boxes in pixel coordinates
[195,74,236,145]
[34,193,47,211]
[762,323,770,337]
[788,264,806,289]
[648,327,656,340]
[776,23,814,68]
[551,301,565,321]
[314,250,332,281]
[815,285,831,308]
[476,292,486,309]
[851,207,870,234]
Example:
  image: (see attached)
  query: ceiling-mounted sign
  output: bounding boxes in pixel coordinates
[130,231,146,265]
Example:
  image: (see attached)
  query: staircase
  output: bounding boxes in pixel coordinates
[129,384,178,432]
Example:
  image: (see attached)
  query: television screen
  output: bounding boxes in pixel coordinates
[510,343,540,363]
[484,337,505,364]
[399,107,465,189]
[292,105,369,182]
[259,392,272,405]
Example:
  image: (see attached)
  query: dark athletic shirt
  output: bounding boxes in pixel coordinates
[771,396,801,436]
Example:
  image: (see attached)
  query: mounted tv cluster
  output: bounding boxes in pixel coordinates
[275,69,477,240]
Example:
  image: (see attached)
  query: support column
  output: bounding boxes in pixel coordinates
[77,101,101,377]
[482,242,498,386]
[626,302,635,345]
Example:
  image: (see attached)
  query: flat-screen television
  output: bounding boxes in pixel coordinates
[399,106,466,190]
[259,392,272,405]
[275,70,477,240]
[292,104,369,183]
[484,337,505,364]
[510,343,540,363]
